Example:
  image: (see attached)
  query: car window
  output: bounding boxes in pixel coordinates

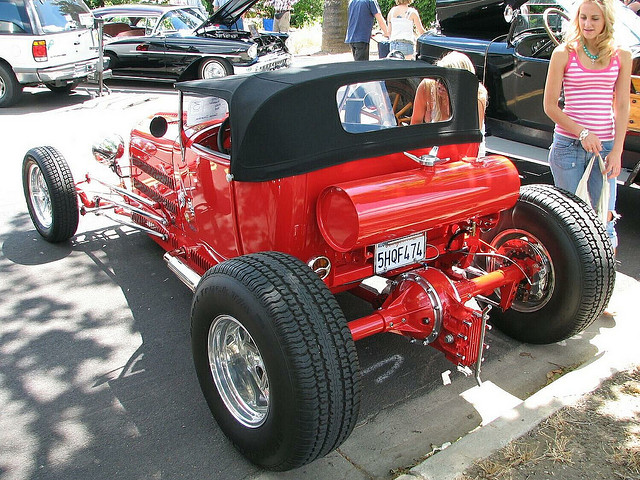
[0,0,32,34]
[337,78,451,134]
[133,16,157,34]
[31,0,93,33]
[185,94,229,128]
[512,0,562,38]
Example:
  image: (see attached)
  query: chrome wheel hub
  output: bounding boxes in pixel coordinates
[202,62,226,79]
[488,229,555,312]
[208,315,269,427]
[28,163,52,229]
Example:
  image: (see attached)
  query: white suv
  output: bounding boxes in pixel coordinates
[0,0,99,107]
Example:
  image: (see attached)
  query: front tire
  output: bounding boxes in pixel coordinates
[22,146,79,242]
[198,58,231,79]
[481,184,615,344]
[191,252,361,471]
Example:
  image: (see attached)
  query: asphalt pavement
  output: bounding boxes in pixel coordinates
[1,56,639,480]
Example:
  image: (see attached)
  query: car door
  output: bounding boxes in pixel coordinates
[104,15,168,78]
[500,33,555,133]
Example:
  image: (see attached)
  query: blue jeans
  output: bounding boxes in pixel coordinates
[549,133,618,248]
[389,40,414,57]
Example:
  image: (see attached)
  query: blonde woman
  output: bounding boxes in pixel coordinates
[543,0,631,249]
[411,51,488,154]
[386,0,425,58]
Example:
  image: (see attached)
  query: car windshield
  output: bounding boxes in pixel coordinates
[156,8,204,33]
[31,0,93,33]
[513,0,640,48]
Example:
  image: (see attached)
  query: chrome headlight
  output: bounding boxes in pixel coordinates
[247,43,258,60]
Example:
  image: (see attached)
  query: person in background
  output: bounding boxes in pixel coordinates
[213,0,245,29]
[267,0,299,33]
[411,51,488,155]
[621,0,640,14]
[543,0,631,250]
[345,0,389,61]
[386,0,425,58]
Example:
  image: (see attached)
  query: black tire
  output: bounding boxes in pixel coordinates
[0,63,22,108]
[22,146,79,242]
[481,184,615,344]
[104,52,117,70]
[198,58,231,79]
[45,81,80,94]
[191,251,361,471]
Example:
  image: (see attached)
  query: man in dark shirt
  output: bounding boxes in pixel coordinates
[345,0,388,61]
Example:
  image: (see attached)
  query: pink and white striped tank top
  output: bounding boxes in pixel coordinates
[555,50,620,141]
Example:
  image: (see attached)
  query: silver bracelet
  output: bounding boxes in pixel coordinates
[578,128,589,141]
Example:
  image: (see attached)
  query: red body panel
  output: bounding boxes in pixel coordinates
[316,156,520,252]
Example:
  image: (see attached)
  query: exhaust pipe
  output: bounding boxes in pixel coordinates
[163,252,201,292]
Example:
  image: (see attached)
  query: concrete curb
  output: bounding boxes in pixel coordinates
[396,309,638,480]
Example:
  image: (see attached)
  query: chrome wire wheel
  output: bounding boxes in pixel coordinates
[208,314,269,428]
[27,162,53,230]
[488,228,555,312]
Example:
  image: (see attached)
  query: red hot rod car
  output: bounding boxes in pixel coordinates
[22,60,615,471]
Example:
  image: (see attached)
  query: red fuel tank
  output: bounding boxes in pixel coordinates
[316,155,520,252]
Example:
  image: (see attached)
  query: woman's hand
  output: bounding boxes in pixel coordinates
[580,131,602,154]
[604,151,622,178]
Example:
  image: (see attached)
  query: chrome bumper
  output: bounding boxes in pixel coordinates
[16,57,99,85]
[235,53,292,74]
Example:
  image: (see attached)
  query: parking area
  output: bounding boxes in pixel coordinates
[1,73,639,480]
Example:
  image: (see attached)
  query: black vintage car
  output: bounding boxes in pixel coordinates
[417,0,640,185]
[93,0,291,82]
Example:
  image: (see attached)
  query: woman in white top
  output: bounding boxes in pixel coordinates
[411,51,489,155]
[386,0,426,58]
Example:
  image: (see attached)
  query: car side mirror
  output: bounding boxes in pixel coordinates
[504,5,515,23]
[150,116,168,138]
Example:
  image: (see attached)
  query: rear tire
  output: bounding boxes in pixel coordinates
[481,184,615,344]
[22,146,79,242]
[191,251,361,471]
[0,63,22,108]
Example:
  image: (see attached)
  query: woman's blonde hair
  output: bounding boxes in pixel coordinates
[436,51,488,108]
[564,0,617,61]
[394,0,411,4]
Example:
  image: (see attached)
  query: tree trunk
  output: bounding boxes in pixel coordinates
[322,0,349,53]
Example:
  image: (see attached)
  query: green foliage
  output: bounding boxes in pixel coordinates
[291,0,323,27]
[379,0,436,30]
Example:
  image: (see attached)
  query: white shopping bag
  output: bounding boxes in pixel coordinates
[575,154,609,225]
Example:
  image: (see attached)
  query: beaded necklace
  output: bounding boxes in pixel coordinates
[582,43,599,64]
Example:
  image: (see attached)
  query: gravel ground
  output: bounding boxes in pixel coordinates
[459,365,640,480]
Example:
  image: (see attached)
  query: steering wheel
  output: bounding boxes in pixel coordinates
[217,116,231,155]
[543,7,569,46]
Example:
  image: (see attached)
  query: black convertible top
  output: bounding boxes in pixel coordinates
[176,60,482,182]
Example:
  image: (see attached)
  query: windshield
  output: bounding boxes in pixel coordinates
[32,0,93,33]
[156,7,204,33]
[513,0,640,48]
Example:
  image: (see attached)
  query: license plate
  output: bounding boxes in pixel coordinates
[374,232,426,274]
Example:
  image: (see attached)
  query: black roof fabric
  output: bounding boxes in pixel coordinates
[176,60,482,182]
